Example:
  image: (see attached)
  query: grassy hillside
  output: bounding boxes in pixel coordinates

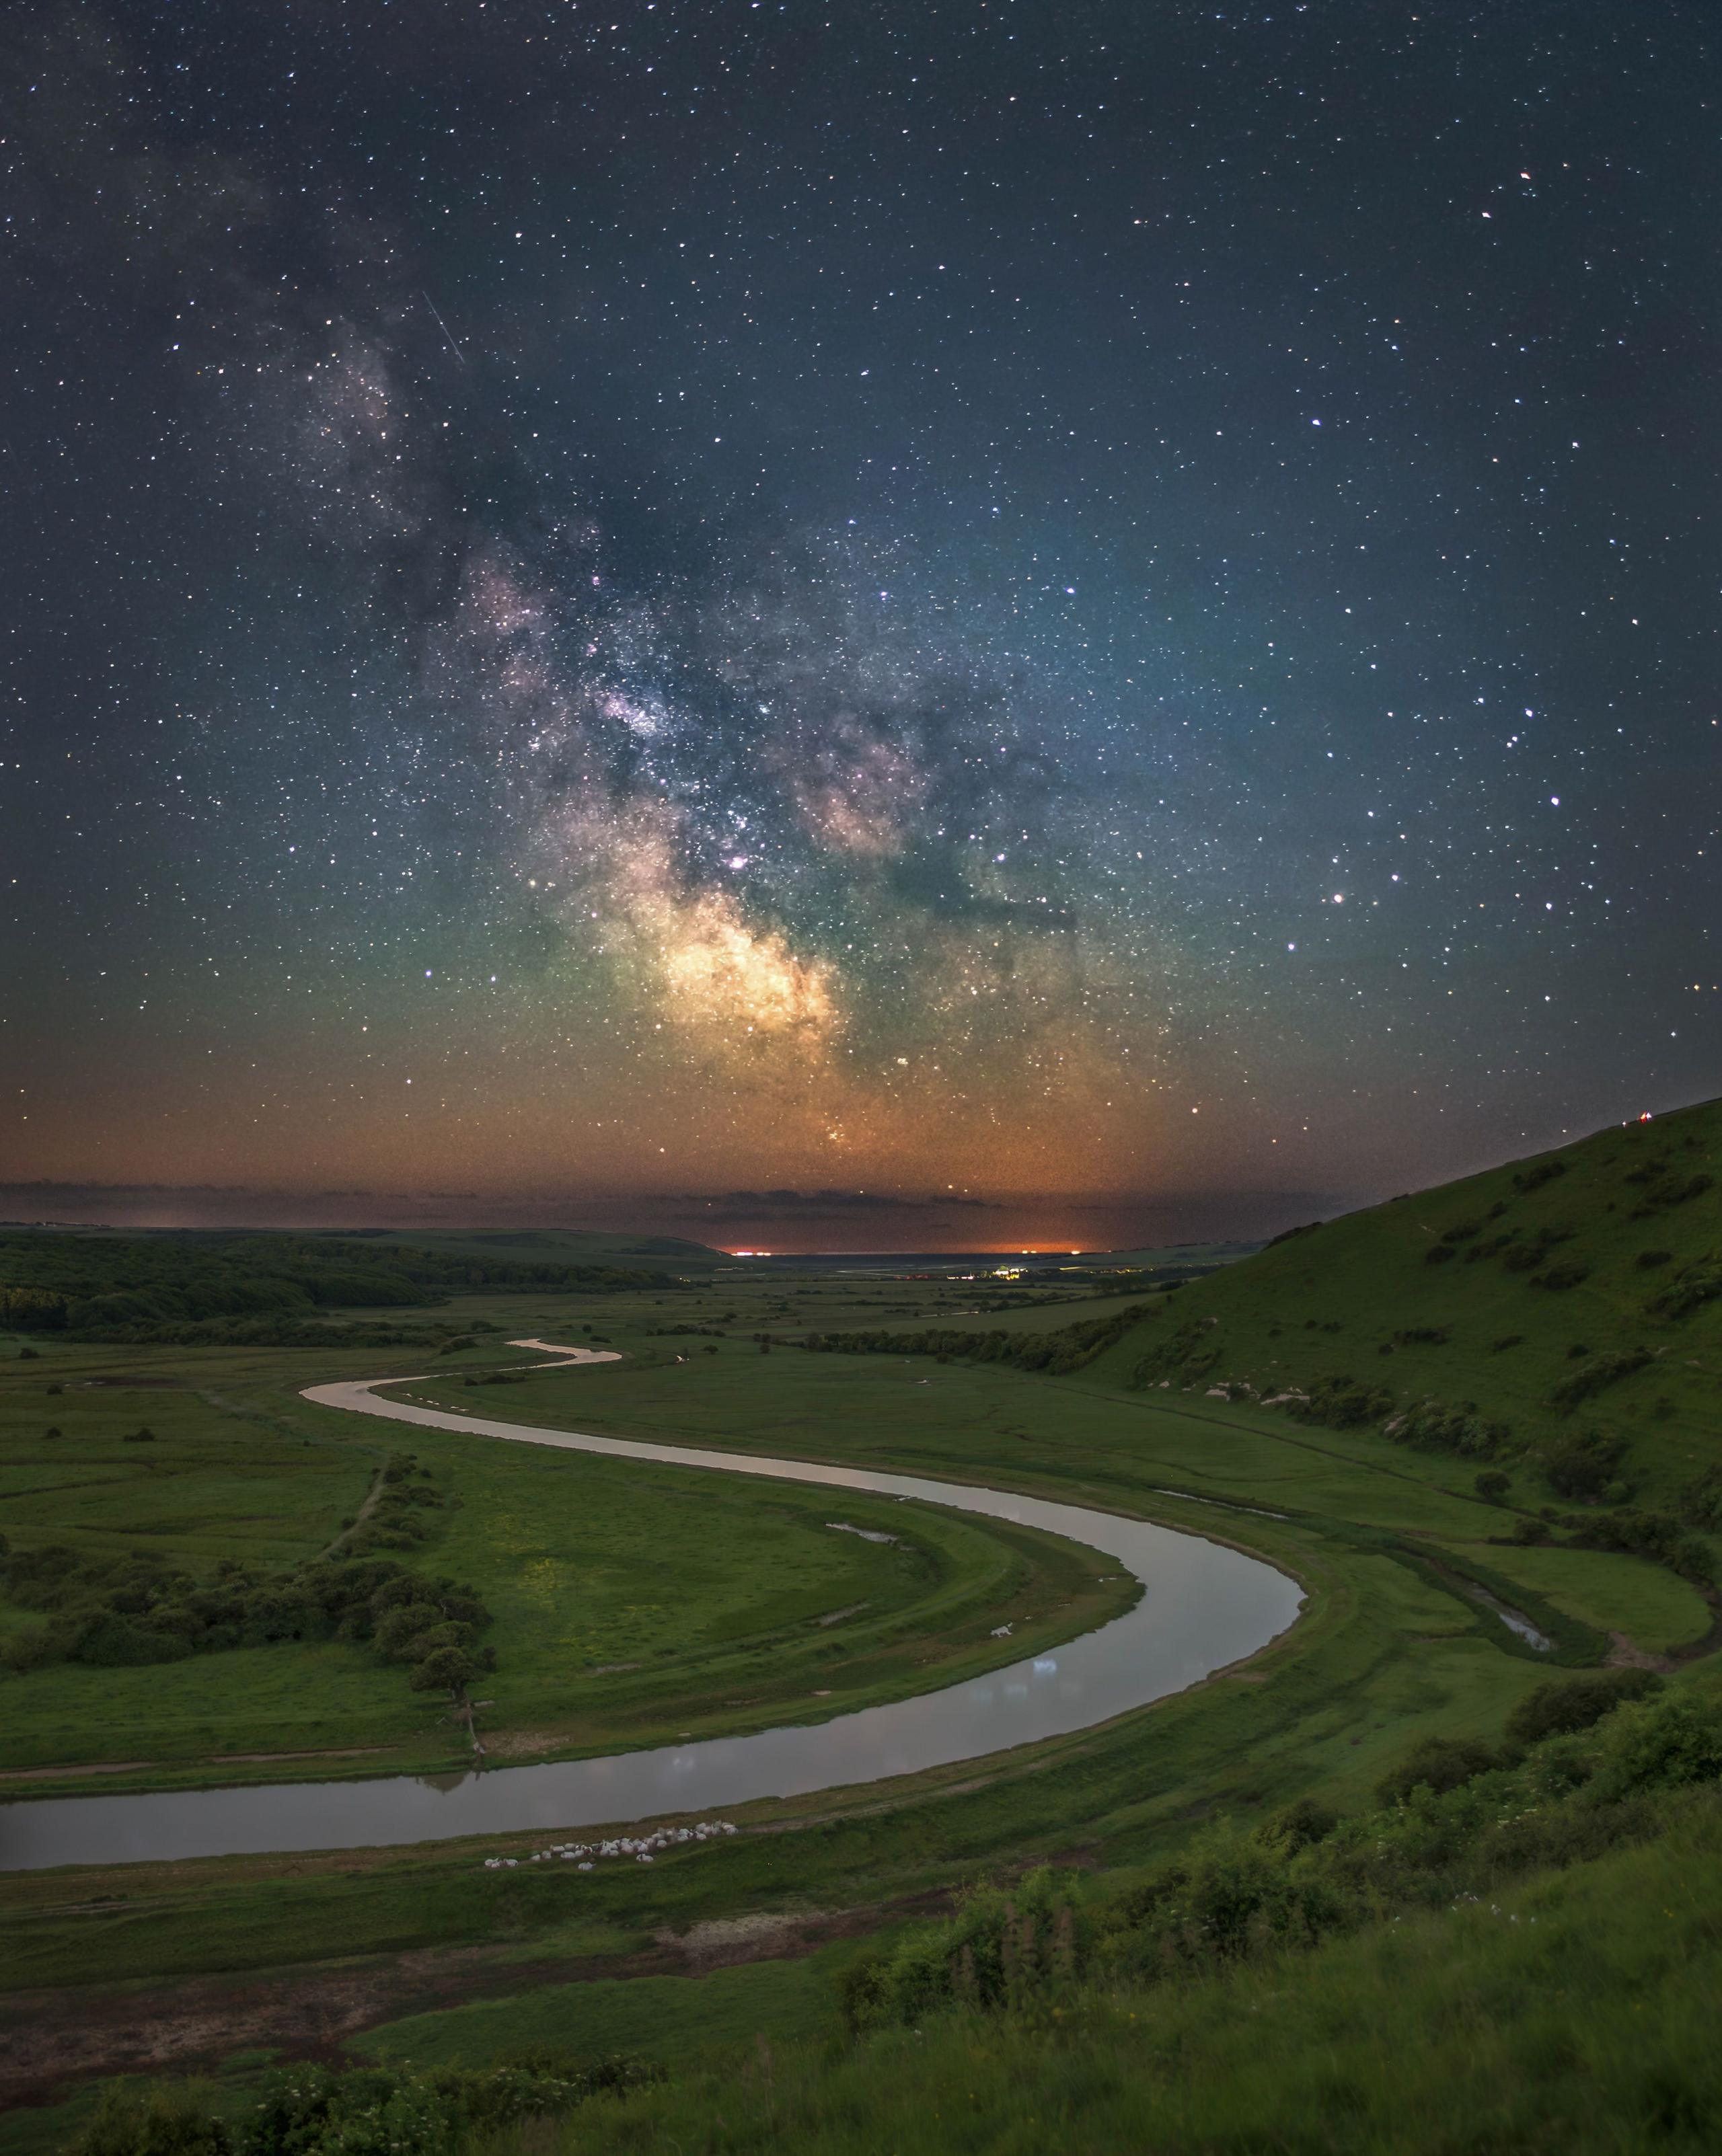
[523,1777,1722,2156]
[1093,1096,1722,1523]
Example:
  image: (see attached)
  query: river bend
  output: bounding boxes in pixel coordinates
[0,1353,1303,1871]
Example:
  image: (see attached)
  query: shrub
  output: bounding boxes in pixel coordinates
[1505,1670,1663,1748]
[1637,1249,1673,1268]
[1501,1227,1574,1273]
[1649,1260,1722,1321]
[0,1504,494,1689]
[1423,1244,1456,1266]
[1491,1334,1525,1352]
[1627,1172,1714,1218]
[410,1642,489,1692]
[1540,1428,1627,1502]
[1562,1507,1717,1586]
[372,1603,447,1660]
[821,1303,1152,1380]
[1678,1464,1722,1530]
[1386,1398,1512,1459]
[71,1615,196,1666]
[1531,1262,1590,1291]
[1253,1796,1339,1855]
[839,1866,1088,2034]
[230,2056,662,2156]
[0,1624,59,1672]
[1288,1375,1394,1430]
[1512,1159,1567,1193]
[1474,1469,1512,1502]
[1375,1735,1503,1808]
[1590,1693,1722,1803]
[1548,1349,1651,1412]
[73,2084,229,2156]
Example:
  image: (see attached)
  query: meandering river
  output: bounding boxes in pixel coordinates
[0,1351,1303,1871]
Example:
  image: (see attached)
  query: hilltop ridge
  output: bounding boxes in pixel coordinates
[1086,1096,1722,1518]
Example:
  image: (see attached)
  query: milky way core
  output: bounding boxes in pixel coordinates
[3,3,1717,1247]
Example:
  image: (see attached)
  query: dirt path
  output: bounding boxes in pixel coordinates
[0,1896,939,2106]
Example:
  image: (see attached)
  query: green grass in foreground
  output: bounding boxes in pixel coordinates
[525,1798,1722,2156]
[352,1942,857,2073]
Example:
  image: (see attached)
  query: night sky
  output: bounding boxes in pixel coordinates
[3,2,1718,1250]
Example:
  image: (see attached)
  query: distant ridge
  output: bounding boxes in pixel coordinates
[321,1227,726,1266]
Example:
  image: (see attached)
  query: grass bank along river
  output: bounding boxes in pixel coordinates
[0,1346,1302,1870]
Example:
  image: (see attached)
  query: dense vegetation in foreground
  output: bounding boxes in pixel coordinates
[6,1103,1722,2153]
[61,1674,1722,2153]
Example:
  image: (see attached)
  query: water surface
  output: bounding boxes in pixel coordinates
[0,1365,1302,1871]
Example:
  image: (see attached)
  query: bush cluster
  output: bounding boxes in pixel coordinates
[1537,1427,1629,1503]
[1493,1226,1576,1273]
[72,2054,663,2156]
[807,1302,1150,1378]
[341,1452,447,1557]
[1678,1463,1722,1531]
[839,1868,1086,2034]
[1559,1506,1715,1586]
[1625,1170,1713,1219]
[1647,1257,1722,1322]
[1383,1397,1513,1459]
[841,1683,1722,2037]
[1285,1375,1394,1429]
[1131,1313,1222,1386]
[1548,1348,1651,1412]
[0,1483,495,1691]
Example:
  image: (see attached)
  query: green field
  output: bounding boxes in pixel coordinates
[504,1785,1722,2156]
[3,1115,1722,2151]
[0,1341,1129,1782]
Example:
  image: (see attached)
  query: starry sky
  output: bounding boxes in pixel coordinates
[3,1,1718,1251]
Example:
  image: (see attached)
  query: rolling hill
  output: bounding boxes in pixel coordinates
[1084,1095,1722,1523]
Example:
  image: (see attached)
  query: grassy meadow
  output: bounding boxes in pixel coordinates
[3,1112,1722,2151]
[0,1331,1129,1783]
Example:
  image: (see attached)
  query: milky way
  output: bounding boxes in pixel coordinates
[3,2,1718,1247]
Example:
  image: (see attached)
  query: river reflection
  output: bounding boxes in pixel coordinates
[0,1376,1304,1872]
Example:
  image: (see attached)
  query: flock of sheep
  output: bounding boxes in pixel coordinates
[482,1819,738,1870]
